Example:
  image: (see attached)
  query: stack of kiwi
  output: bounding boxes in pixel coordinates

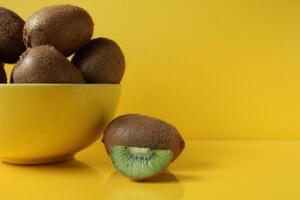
[0,5,125,83]
[0,5,185,180]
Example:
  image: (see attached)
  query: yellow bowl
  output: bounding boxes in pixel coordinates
[0,84,121,165]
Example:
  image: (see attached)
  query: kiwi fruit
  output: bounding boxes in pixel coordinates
[72,38,125,83]
[23,5,94,56]
[0,63,7,83]
[103,114,185,180]
[0,7,26,63]
[11,45,85,83]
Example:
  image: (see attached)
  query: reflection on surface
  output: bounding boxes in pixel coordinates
[103,171,185,200]
[0,159,104,199]
[0,158,98,175]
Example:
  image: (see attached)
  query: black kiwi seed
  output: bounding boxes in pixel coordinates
[103,114,185,180]
[0,7,26,63]
[11,45,85,83]
[72,38,125,83]
[23,4,94,56]
[0,63,7,83]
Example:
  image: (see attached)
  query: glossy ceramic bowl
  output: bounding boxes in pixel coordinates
[0,84,121,165]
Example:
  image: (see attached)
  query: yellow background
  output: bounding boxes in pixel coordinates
[2,2,300,199]
[3,0,300,140]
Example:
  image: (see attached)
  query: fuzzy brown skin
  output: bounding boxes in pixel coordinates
[23,5,93,57]
[0,63,7,83]
[11,45,85,83]
[0,7,26,63]
[72,38,125,83]
[103,114,185,162]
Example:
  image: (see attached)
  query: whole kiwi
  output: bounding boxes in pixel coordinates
[0,7,26,63]
[0,63,7,83]
[23,5,93,56]
[103,114,185,180]
[72,38,125,83]
[11,45,85,83]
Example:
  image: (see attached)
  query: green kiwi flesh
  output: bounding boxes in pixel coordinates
[110,146,172,180]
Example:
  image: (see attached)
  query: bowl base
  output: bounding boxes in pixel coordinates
[1,154,74,165]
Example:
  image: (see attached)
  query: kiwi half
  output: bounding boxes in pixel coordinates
[103,114,185,180]
[110,146,172,180]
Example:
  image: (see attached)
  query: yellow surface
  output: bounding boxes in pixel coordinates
[0,84,120,164]
[0,140,299,200]
[2,0,300,139]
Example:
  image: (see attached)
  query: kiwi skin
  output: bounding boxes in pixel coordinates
[23,4,94,57]
[103,114,185,162]
[11,45,85,83]
[0,7,26,63]
[72,38,125,83]
[0,63,7,83]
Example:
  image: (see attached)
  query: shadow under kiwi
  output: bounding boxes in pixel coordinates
[102,171,185,200]
[136,170,200,183]
[170,141,222,171]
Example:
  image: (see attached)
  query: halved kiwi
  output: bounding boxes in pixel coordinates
[110,146,173,180]
[103,114,185,180]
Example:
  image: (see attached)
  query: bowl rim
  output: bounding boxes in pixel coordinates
[0,83,121,87]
